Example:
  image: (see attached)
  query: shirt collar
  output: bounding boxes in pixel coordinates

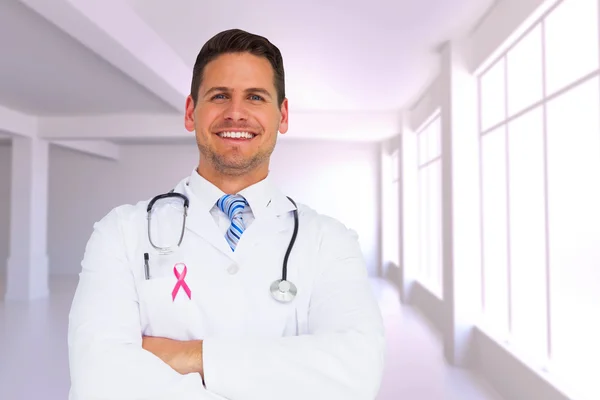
[187,169,294,219]
[187,169,226,214]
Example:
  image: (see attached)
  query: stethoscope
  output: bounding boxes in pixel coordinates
[145,191,299,303]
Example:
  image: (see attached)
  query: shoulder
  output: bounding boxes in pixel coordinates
[78,199,151,263]
[295,202,360,246]
[91,199,150,235]
[295,203,366,273]
[95,176,190,230]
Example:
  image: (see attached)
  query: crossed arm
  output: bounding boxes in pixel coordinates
[141,336,204,378]
[68,209,385,400]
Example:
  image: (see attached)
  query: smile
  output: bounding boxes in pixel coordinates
[217,131,256,139]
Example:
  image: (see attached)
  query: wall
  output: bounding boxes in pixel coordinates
[474,329,572,400]
[268,140,381,275]
[398,0,580,399]
[380,136,401,284]
[0,143,11,279]
[408,76,442,132]
[47,139,381,276]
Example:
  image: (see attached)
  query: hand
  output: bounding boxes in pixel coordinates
[142,336,204,377]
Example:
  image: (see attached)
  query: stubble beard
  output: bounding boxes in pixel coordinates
[197,138,276,177]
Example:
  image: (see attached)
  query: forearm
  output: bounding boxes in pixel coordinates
[141,337,205,378]
[202,330,385,400]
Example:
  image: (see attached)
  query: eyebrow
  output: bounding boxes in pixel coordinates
[204,86,273,100]
[204,86,229,97]
[245,88,272,100]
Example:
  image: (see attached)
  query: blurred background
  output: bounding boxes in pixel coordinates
[0,0,597,399]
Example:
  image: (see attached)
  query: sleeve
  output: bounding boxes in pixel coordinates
[201,218,386,400]
[68,208,223,400]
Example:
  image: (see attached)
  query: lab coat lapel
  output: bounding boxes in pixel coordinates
[185,205,234,258]
[178,181,235,260]
[234,192,297,262]
[245,212,290,242]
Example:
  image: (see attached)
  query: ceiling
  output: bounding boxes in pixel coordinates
[127,0,494,112]
[0,0,175,115]
[0,0,496,142]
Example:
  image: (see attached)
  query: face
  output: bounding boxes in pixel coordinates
[185,52,288,178]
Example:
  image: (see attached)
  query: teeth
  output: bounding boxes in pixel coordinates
[218,131,255,139]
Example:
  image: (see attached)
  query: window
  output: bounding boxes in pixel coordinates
[506,106,547,364]
[506,24,543,117]
[480,58,506,132]
[480,126,509,337]
[477,0,600,396]
[545,0,598,95]
[417,114,443,297]
[546,76,600,394]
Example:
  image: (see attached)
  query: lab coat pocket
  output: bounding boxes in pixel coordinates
[295,301,310,335]
[285,298,310,336]
[137,277,208,341]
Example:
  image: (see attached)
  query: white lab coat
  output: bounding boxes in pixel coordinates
[68,173,385,400]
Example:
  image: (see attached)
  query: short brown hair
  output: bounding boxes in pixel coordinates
[190,29,286,106]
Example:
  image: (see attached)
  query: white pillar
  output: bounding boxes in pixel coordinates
[5,136,50,301]
[400,113,418,303]
[439,39,483,367]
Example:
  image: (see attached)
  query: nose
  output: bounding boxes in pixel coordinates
[223,97,248,122]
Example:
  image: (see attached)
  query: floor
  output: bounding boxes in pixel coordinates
[0,276,503,400]
[372,279,503,400]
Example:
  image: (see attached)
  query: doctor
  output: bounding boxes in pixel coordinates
[68,28,385,400]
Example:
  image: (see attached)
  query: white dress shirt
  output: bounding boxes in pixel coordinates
[187,169,271,235]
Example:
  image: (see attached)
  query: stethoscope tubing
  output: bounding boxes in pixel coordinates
[146,191,299,303]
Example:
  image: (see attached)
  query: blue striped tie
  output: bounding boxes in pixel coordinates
[217,194,248,251]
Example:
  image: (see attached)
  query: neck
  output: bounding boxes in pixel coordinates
[197,163,268,194]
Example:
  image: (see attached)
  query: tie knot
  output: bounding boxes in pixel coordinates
[217,194,248,221]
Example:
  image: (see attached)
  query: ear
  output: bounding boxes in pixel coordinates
[184,95,196,132]
[278,98,289,134]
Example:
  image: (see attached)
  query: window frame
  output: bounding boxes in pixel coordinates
[476,0,600,384]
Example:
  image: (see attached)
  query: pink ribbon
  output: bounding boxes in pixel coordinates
[172,263,192,301]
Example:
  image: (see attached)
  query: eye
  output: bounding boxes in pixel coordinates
[249,94,263,101]
[211,93,227,100]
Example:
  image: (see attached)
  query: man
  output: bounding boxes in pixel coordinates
[68,29,385,400]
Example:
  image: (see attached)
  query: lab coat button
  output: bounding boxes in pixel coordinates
[227,264,239,275]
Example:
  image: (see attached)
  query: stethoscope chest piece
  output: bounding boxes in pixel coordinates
[270,279,297,303]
